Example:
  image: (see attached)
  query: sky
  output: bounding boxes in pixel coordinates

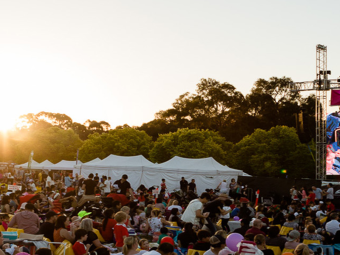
[1,0,340,131]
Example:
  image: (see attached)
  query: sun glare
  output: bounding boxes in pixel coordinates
[0,114,18,132]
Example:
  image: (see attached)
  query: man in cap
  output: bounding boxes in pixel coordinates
[114,174,133,198]
[284,230,300,250]
[38,211,58,241]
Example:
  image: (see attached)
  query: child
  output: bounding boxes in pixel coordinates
[157,227,169,244]
[161,179,167,190]
[2,214,9,231]
[139,239,149,251]
[73,229,91,255]
[220,200,232,232]
[114,211,129,252]
[193,230,211,251]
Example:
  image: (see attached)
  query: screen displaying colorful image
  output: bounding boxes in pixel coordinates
[326,112,340,175]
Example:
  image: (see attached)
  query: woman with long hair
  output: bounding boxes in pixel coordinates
[80,218,104,252]
[177,222,198,252]
[168,208,182,228]
[53,215,75,245]
[1,196,10,213]
[119,236,146,255]
[100,208,116,242]
[294,244,311,255]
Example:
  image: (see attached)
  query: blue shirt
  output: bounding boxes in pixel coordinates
[65,176,72,187]
[231,208,240,218]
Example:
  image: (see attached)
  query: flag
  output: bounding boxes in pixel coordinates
[27,151,34,170]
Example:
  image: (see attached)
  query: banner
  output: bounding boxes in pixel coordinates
[8,185,22,191]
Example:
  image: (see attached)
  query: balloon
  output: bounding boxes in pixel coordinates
[282,253,294,255]
[225,233,244,252]
[233,216,240,221]
[161,236,175,245]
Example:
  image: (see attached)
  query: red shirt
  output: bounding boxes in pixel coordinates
[306,193,316,205]
[114,224,129,247]
[73,242,86,255]
[245,227,266,236]
[100,218,117,242]
[327,203,335,212]
[107,193,130,206]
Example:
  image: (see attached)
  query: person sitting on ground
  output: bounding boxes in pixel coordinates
[234,218,251,236]
[139,239,150,251]
[168,208,182,227]
[293,244,312,255]
[114,211,129,252]
[245,219,265,236]
[283,214,299,230]
[284,230,301,250]
[167,200,182,213]
[100,208,117,243]
[157,227,169,244]
[1,214,9,231]
[325,212,340,235]
[116,236,147,255]
[53,215,75,245]
[303,224,324,242]
[265,226,287,251]
[154,198,166,214]
[254,234,274,255]
[80,218,105,252]
[193,230,211,251]
[8,203,40,234]
[73,229,92,255]
[38,211,58,241]
[203,235,226,255]
[177,222,198,252]
[143,243,174,255]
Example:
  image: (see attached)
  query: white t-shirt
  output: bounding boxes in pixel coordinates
[181,199,203,224]
[168,205,183,212]
[221,206,231,219]
[143,251,161,255]
[103,180,111,193]
[327,188,334,199]
[46,176,54,187]
[325,219,340,235]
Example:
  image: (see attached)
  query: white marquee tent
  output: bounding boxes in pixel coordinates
[14,160,40,169]
[49,160,82,171]
[80,155,244,194]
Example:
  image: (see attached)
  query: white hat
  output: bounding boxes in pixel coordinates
[20,202,27,210]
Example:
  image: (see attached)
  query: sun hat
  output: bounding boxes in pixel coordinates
[78,210,92,218]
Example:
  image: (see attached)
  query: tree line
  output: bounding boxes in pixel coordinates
[0,77,316,178]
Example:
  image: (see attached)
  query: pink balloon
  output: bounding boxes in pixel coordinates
[225,233,243,252]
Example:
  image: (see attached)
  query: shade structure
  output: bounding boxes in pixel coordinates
[49,160,82,171]
[80,155,244,195]
[14,160,40,169]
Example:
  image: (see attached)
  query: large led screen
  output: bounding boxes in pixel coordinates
[326,112,340,175]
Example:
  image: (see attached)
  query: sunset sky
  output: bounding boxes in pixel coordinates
[1,0,340,131]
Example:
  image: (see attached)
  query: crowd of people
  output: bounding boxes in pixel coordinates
[0,167,337,255]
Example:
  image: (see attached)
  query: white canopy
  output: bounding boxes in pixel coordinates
[49,160,82,171]
[85,158,101,164]
[15,160,40,169]
[80,155,244,195]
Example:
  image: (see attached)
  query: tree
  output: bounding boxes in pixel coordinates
[79,126,153,162]
[230,126,314,178]
[149,128,232,164]
[13,127,83,163]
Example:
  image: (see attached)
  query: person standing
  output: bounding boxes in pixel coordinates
[78,173,98,207]
[217,180,228,194]
[180,177,188,196]
[64,173,72,188]
[312,186,323,202]
[102,176,111,196]
[114,174,133,197]
[188,179,197,194]
[181,192,211,228]
[325,183,334,201]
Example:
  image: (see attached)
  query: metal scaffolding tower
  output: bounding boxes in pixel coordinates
[291,44,340,180]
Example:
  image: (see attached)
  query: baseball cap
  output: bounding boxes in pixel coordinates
[78,210,92,218]
[287,230,300,241]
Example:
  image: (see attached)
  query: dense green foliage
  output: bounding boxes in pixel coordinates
[0,76,317,178]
